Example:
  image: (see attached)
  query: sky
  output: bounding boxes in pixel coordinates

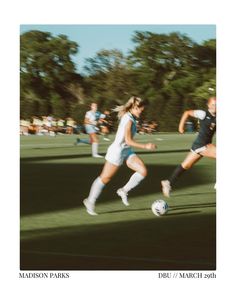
[20,25,216,74]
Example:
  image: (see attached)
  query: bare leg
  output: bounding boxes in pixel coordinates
[126,155,147,176]
[100,161,120,184]
[161,151,202,197]
[200,144,216,159]
[90,133,98,143]
[181,151,202,169]
[117,155,147,206]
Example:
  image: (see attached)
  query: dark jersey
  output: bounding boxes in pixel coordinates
[192,110,216,149]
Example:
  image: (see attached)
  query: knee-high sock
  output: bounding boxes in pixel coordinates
[169,164,187,186]
[87,177,105,204]
[123,172,145,193]
[92,142,99,156]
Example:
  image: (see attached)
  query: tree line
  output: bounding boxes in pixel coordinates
[20,30,216,131]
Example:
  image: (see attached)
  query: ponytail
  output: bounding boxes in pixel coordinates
[113,96,145,119]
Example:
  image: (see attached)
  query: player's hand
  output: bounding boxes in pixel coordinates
[178,126,185,134]
[145,143,157,150]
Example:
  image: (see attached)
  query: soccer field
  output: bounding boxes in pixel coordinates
[20,133,216,270]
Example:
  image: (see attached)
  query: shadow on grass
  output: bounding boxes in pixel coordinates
[101,209,201,216]
[20,213,216,270]
[100,201,216,215]
[20,149,190,162]
[21,161,216,216]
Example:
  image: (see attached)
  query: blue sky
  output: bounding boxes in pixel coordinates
[20,24,216,74]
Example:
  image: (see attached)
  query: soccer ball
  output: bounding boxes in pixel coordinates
[151,200,168,216]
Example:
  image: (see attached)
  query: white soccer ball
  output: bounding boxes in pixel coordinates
[151,200,168,216]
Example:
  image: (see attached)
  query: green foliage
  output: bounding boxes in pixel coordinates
[84,49,137,108]
[20,30,81,117]
[20,30,216,131]
[192,79,216,108]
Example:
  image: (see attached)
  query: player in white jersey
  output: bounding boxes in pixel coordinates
[75,102,106,158]
[83,96,157,215]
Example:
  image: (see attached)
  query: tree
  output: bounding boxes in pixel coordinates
[128,32,196,89]
[126,32,216,130]
[83,49,137,109]
[191,79,216,108]
[192,39,216,70]
[20,30,216,131]
[20,30,81,117]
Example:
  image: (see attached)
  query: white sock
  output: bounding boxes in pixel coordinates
[92,142,98,156]
[87,177,105,204]
[123,172,145,193]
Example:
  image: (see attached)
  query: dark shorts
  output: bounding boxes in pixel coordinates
[191,139,212,154]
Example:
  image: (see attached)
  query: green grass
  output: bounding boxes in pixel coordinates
[20,133,216,270]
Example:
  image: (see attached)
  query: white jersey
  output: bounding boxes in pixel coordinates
[113,112,137,148]
[105,112,137,166]
[193,110,206,120]
[85,110,105,125]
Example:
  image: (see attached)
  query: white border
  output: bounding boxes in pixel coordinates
[1,0,236,293]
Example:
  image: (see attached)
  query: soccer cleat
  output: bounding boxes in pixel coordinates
[117,188,130,206]
[74,138,81,146]
[93,154,103,158]
[161,180,171,197]
[83,198,97,216]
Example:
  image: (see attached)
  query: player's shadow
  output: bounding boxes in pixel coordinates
[21,160,216,216]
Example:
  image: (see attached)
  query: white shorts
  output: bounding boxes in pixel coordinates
[84,124,98,134]
[105,145,136,166]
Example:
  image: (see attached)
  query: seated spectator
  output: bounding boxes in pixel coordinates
[20,118,30,135]
[66,117,76,134]
[32,116,44,135]
[57,118,66,133]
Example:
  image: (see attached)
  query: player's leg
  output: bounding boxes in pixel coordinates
[200,144,216,159]
[74,131,90,145]
[161,151,202,197]
[90,133,103,158]
[117,155,147,206]
[84,161,119,215]
[181,151,202,169]
[200,144,216,188]
[126,154,147,177]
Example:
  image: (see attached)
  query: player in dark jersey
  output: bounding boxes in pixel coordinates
[161,97,216,197]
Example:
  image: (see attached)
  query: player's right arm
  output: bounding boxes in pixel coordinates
[124,120,156,150]
[178,109,206,133]
[178,110,194,134]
